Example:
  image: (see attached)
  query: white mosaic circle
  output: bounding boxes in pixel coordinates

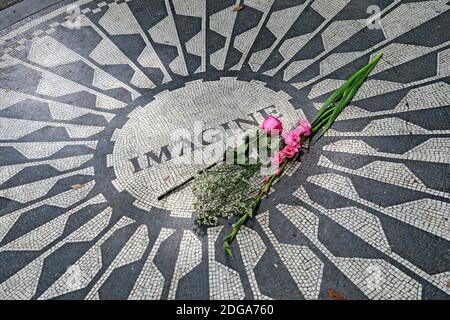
[109,78,303,216]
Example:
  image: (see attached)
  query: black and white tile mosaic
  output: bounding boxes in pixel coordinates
[0,0,449,300]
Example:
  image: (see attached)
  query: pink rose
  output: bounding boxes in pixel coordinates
[282,130,301,148]
[261,115,283,136]
[281,145,299,159]
[295,120,312,137]
[271,152,284,167]
[275,169,282,176]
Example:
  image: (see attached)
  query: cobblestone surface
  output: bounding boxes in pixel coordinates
[0,0,449,300]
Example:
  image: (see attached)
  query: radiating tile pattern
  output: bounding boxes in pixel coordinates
[167,230,202,300]
[128,228,174,300]
[0,0,449,300]
[278,203,423,300]
[236,226,272,300]
[85,224,149,300]
[247,1,310,72]
[208,227,245,300]
[258,211,323,299]
[209,0,240,70]
[37,215,134,300]
[0,203,112,300]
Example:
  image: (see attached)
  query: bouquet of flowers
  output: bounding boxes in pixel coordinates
[162,52,383,257]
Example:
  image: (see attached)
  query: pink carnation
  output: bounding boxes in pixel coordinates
[281,145,299,159]
[282,130,301,148]
[295,120,312,137]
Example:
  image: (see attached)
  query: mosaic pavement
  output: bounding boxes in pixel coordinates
[0,0,449,300]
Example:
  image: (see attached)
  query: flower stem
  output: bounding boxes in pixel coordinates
[157,162,218,200]
[223,159,289,257]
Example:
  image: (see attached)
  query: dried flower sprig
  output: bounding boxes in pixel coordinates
[192,130,278,226]
[193,163,262,226]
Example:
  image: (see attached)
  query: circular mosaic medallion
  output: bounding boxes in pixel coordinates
[108,78,303,216]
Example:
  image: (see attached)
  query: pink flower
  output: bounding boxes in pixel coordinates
[282,130,301,148]
[261,115,283,136]
[275,169,282,176]
[281,145,299,159]
[295,120,312,137]
[271,152,284,167]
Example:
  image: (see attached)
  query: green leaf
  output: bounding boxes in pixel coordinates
[312,104,335,127]
[224,242,233,258]
[313,52,383,141]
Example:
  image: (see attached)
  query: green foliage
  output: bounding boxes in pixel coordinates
[312,52,383,140]
[194,130,279,227]
[192,163,263,226]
